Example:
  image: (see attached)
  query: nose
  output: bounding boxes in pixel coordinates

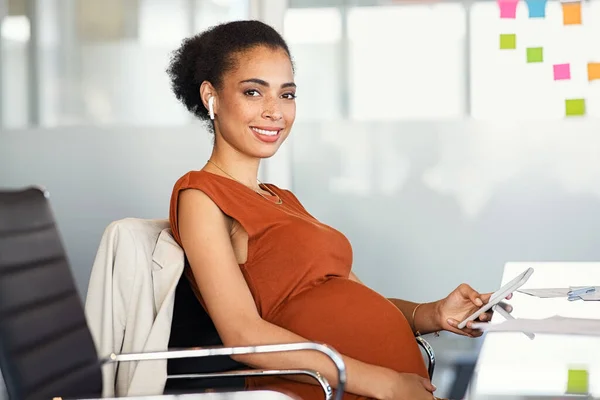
[261,97,283,121]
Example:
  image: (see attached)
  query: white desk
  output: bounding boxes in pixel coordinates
[469,262,600,399]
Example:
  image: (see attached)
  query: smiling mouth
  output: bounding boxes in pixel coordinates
[251,127,281,136]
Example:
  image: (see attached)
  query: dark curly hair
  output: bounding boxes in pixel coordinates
[167,20,293,124]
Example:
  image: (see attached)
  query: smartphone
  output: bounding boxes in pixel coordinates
[457,267,534,329]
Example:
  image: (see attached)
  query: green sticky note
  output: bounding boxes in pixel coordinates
[500,34,516,50]
[527,47,544,63]
[566,99,586,116]
[567,369,588,394]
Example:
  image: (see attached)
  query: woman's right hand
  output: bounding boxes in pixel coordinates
[381,372,436,400]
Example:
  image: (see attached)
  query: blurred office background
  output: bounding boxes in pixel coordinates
[2,0,600,396]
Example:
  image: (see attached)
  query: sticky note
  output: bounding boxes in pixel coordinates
[527,47,543,63]
[565,99,586,116]
[567,369,588,394]
[498,0,519,18]
[554,63,571,80]
[562,2,582,25]
[526,0,547,18]
[500,34,517,50]
[588,62,600,81]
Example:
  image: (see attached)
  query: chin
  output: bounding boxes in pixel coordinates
[252,140,287,159]
[255,148,280,159]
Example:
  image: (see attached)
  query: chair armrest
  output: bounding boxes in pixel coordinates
[83,390,299,400]
[102,342,346,400]
[416,336,436,379]
[166,368,328,395]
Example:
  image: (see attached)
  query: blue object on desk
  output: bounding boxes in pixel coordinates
[568,287,596,301]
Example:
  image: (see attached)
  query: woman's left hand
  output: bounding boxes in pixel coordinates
[434,284,513,337]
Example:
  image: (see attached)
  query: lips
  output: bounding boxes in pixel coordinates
[251,127,281,136]
[250,126,283,144]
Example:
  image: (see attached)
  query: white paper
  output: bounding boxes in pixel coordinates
[472,315,600,336]
[579,292,600,301]
[571,286,600,301]
[517,286,600,300]
[517,288,570,298]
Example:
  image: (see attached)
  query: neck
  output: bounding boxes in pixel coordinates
[206,148,261,191]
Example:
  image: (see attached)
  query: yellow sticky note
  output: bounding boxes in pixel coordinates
[567,369,588,394]
[589,62,600,81]
[500,34,516,50]
[527,47,543,63]
[562,2,582,25]
[566,99,586,117]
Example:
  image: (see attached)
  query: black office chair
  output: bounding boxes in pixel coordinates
[0,187,103,400]
[165,267,248,393]
[0,187,345,400]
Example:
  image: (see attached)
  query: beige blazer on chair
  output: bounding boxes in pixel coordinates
[84,218,185,397]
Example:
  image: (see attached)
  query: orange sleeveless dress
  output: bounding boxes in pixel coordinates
[169,170,427,399]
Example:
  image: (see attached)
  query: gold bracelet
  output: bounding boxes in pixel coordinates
[411,303,423,335]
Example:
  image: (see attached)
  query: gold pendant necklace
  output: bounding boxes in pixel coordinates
[206,160,283,205]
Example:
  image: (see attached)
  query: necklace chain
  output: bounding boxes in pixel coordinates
[206,160,282,205]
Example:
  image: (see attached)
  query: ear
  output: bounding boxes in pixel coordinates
[200,81,217,115]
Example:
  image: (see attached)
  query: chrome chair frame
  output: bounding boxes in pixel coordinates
[105,342,346,400]
[416,336,436,379]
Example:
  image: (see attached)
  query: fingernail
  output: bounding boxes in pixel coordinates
[432,384,437,391]
[447,318,454,326]
[476,298,483,306]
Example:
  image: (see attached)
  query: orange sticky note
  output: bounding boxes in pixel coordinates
[589,63,600,81]
[562,2,582,25]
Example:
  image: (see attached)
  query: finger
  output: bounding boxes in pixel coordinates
[448,317,487,336]
[463,323,485,337]
[479,292,493,303]
[446,319,475,337]
[478,311,493,322]
[419,377,437,393]
[470,292,483,307]
[446,317,486,338]
[470,330,484,338]
[460,284,484,306]
[496,301,513,313]
[465,321,486,335]
[466,320,485,329]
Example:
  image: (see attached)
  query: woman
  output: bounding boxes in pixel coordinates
[167,20,500,400]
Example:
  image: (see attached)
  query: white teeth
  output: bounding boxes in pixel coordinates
[252,127,279,136]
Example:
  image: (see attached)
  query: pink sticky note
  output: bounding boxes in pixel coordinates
[554,63,571,80]
[498,0,519,18]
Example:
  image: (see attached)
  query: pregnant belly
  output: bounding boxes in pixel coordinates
[269,277,428,378]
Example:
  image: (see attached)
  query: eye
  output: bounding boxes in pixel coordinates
[244,89,260,97]
[282,92,297,100]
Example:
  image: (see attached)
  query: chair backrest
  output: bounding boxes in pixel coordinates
[0,187,103,400]
[165,265,247,393]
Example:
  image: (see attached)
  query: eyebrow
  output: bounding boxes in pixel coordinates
[239,78,296,89]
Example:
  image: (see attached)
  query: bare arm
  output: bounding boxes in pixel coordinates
[178,189,404,399]
[348,272,441,335]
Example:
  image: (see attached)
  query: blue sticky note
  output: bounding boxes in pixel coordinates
[526,0,547,18]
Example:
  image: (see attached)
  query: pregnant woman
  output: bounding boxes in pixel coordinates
[167,20,497,400]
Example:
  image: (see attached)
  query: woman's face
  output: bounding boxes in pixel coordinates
[213,45,296,159]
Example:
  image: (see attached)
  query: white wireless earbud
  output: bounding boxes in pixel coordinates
[208,96,215,120]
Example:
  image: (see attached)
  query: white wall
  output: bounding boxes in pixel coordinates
[0,125,213,295]
[2,120,600,303]
[291,119,600,302]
